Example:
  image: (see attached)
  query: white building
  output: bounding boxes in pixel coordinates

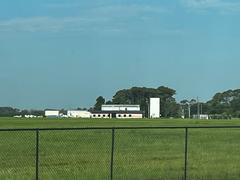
[90,112,111,119]
[150,98,161,118]
[91,111,143,119]
[90,104,143,119]
[45,110,60,117]
[67,110,91,118]
[101,105,140,112]
[193,114,209,120]
[116,113,142,119]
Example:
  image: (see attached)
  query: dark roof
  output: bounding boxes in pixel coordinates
[90,110,143,114]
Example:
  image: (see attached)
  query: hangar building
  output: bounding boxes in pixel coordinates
[91,104,143,119]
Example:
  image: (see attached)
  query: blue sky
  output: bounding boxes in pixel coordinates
[0,0,240,109]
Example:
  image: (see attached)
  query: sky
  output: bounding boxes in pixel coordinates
[0,0,240,109]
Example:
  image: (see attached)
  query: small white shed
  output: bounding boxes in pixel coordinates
[45,110,60,117]
[67,110,91,118]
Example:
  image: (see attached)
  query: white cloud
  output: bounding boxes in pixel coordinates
[183,0,220,8]
[0,16,110,32]
[45,3,82,8]
[45,2,169,14]
[45,3,169,18]
[0,4,170,33]
[90,4,169,16]
[182,0,240,12]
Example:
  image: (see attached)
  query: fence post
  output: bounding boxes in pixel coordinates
[110,128,115,180]
[36,129,39,180]
[184,128,188,180]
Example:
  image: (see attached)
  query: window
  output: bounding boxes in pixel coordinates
[118,114,121,117]
[98,114,101,117]
[124,114,127,117]
[129,114,132,117]
[103,114,106,117]
[93,115,96,117]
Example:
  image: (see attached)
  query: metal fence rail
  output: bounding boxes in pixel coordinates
[1,126,240,180]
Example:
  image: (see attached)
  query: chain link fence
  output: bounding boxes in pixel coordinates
[1,126,240,180]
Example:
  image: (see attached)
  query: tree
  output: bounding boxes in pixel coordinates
[94,96,105,111]
[77,107,88,110]
[106,101,113,105]
[206,89,240,117]
[29,110,44,116]
[21,109,29,116]
[59,109,67,115]
[111,86,180,117]
[0,107,20,117]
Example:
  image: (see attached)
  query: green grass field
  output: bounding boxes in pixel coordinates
[1,117,240,180]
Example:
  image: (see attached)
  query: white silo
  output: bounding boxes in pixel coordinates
[150,98,160,118]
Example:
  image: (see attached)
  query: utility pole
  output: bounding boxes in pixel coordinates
[180,102,185,119]
[197,97,200,119]
[146,98,150,118]
[148,99,150,118]
[188,102,191,119]
[182,108,185,119]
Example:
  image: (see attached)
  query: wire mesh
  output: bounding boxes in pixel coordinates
[0,127,240,180]
[0,131,36,180]
[188,128,240,180]
[113,129,185,180]
[39,130,112,180]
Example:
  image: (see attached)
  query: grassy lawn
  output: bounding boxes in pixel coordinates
[0,118,240,179]
[0,117,240,128]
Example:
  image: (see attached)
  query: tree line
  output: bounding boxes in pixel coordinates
[0,108,44,117]
[94,86,240,118]
[1,87,240,118]
[93,86,179,117]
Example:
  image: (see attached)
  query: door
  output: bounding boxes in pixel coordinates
[112,113,116,118]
